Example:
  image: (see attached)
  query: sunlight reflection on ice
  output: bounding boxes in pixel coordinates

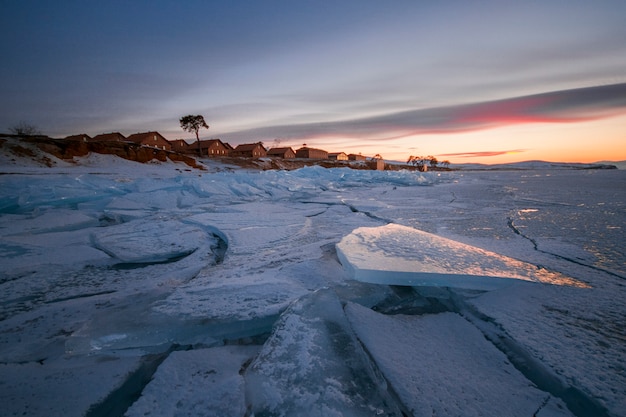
[337,224,589,289]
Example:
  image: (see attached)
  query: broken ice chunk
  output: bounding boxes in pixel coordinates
[345,303,574,417]
[336,224,584,290]
[91,219,209,264]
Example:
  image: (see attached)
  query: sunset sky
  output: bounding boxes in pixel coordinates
[1,1,625,163]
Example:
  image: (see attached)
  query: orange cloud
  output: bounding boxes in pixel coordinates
[439,150,527,158]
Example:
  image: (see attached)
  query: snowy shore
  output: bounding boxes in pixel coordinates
[1,151,624,416]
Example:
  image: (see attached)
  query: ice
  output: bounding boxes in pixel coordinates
[468,282,626,415]
[336,223,585,289]
[1,156,624,416]
[126,346,261,417]
[244,289,404,416]
[0,354,144,417]
[345,303,574,417]
[91,218,210,264]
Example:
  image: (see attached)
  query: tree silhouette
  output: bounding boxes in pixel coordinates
[180,115,209,156]
[9,121,40,136]
[407,155,423,167]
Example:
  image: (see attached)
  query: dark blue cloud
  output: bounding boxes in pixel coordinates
[218,83,626,144]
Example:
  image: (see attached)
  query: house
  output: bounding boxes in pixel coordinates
[170,139,190,153]
[231,142,267,158]
[65,134,91,142]
[91,132,127,142]
[328,152,348,161]
[267,147,296,159]
[126,131,172,151]
[365,156,385,170]
[348,154,366,161]
[296,147,328,159]
[196,139,230,157]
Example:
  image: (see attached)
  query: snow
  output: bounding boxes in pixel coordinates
[1,155,625,417]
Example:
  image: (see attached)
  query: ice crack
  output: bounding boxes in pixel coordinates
[448,289,611,417]
[507,217,625,281]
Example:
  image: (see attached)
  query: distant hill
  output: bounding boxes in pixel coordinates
[450,160,620,171]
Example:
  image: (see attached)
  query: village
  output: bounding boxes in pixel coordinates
[62,131,398,170]
[66,131,367,161]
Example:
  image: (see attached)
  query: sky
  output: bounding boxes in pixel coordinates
[1,0,625,164]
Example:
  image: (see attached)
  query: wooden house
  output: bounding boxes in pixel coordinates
[328,152,348,161]
[65,134,91,142]
[196,139,230,156]
[170,139,190,153]
[348,154,367,161]
[296,147,328,159]
[267,147,296,159]
[91,132,126,142]
[231,142,267,158]
[127,131,172,151]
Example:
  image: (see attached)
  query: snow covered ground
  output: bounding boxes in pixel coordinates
[0,153,624,417]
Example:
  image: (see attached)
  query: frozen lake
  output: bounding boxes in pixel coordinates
[1,157,624,417]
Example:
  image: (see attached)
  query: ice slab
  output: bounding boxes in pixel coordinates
[345,303,574,417]
[126,346,260,417]
[0,355,142,417]
[337,224,583,290]
[244,289,404,416]
[91,218,210,264]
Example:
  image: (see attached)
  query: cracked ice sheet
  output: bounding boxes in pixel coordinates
[0,354,143,417]
[245,289,404,416]
[126,345,260,417]
[337,224,586,290]
[154,201,362,321]
[468,282,626,415]
[345,303,574,417]
[92,217,209,263]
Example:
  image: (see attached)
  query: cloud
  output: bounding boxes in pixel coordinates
[219,83,626,144]
[438,150,527,158]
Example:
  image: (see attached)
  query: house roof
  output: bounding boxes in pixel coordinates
[297,146,328,153]
[267,147,294,155]
[328,152,347,156]
[92,132,126,141]
[197,139,228,149]
[234,142,265,151]
[170,139,190,147]
[65,134,91,141]
[126,131,168,144]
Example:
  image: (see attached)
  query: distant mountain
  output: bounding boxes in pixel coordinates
[450,160,620,170]
[595,160,626,170]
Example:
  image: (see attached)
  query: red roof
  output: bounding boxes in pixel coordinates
[126,131,167,145]
[234,142,265,151]
[197,139,228,149]
[91,132,126,142]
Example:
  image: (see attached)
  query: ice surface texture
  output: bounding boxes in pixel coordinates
[0,159,624,416]
[346,303,573,417]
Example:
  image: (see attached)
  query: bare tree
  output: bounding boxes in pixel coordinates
[179,115,209,156]
[9,121,40,136]
[407,155,424,170]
